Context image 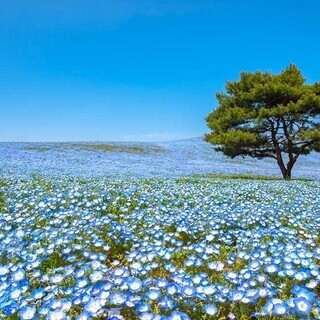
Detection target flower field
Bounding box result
[0,142,320,319]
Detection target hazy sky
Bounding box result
[1,0,319,141]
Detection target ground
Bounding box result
[0,141,319,319]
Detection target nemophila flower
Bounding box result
[60,299,72,312]
[285,269,295,276]
[139,312,155,320]
[246,289,259,300]
[301,258,311,268]
[10,287,22,299]
[12,268,26,281]
[110,292,127,305]
[100,290,111,299]
[257,274,266,282]
[273,301,288,315]
[259,287,272,299]
[50,273,65,284]
[229,289,246,302]
[91,283,103,296]
[20,278,30,292]
[47,309,65,320]
[38,305,50,316]
[156,278,168,288]
[184,259,194,267]
[203,285,216,295]
[310,267,319,277]
[306,279,318,289]
[294,270,310,281]
[48,299,62,309]
[127,277,143,292]
[292,285,316,301]
[19,306,36,320]
[72,295,83,305]
[81,294,91,304]
[166,283,179,295]
[131,261,142,270]
[191,274,202,285]
[114,277,125,286]
[225,271,238,281]
[169,311,191,320]
[146,288,161,300]
[89,270,103,282]
[263,298,288,316]
[265,264,279,274]
[182,285,196,297]
[76,311,91,320]
[159,297,176,310]
[0,265,9,276]
[203,304,218,316]
[30,288,45,299]
[293,297,312,316]
[75,277,89,288]
[84,298,103,315]
[248,261,260,272]
[135,301,150,313]
[3,302,19,316]
[113,267,128,277]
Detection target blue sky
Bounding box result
[1,0,319,142]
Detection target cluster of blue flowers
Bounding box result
[1,140,319,179]
[0,172,319,319]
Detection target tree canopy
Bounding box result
[205,65,320,179]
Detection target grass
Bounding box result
[23,143,166,155]
[40,251,70,274]
[23,146,52,152]
[78,143,165,155]
[193,173,312,181]
[2,175,319,320]
[0,179,7,212]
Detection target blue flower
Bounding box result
[109,292,127,306]
[273,301,288,316]
[166,283,179,295]
[135,301,150,313]
[145,288,161,300]
[76,311,91,320]
[293,297,312,316]
[127,277,143,292]
[20,306,36,319]
[229,289,246,302]
[203,304,218,316]
[182,285,195,297]
[84,298,103,315]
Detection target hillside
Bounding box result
[0,138,319,179]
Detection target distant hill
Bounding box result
[0,139,319,179]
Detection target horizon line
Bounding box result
[0,136,205,144]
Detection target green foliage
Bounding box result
[23,143,166,155]
[193,173,311,181]
[40,251,70,274]
[68,305,83,319]
[120,308,139,320]
[205,64,320,179]
[0,179,7,212]
[0,191,6,212]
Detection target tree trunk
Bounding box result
[276,154,289,180]
[270,118,291,180]
[282,169,292,180]
[279,163,292,180]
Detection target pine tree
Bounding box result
[205,65,320,179]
